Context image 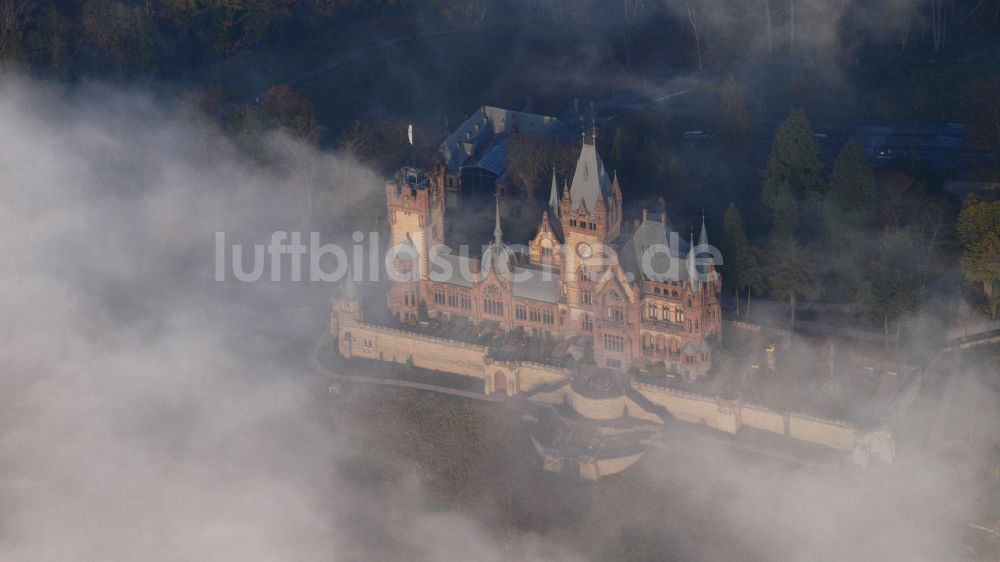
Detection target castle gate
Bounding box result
[494,371,507,396]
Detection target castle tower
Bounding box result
[330,269,363,338]
[387,166,445,281]
[561,136,616,310]
[386,167,444,320]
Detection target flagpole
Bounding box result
[407,124,415,168]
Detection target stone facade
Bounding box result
[632,381,896,466]
[383,135,722,378]
[329,301,895,467]
[327,127,895,471]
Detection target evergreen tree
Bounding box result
[723,203,762,315]
[763,108,825,207]
[767,180,799,237]
[860,231,922,337]
[720,75,750,142]
[827,141,876,226]
[760,232,819,327]
[824,141,877,302]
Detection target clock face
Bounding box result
[577,242,592,258]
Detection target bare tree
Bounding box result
[507,132,554,197]
[929,0,950,52]
[788,0,795,54]
[684,0,703,70]
[0,0,36,61]
[764,0,773,55]
[619,0,645,68]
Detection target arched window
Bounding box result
[642,333,653,351]
[483,285,504,316]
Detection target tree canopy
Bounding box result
[827,141,876,228]
[763,108,825,205]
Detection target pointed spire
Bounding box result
[687,228,699,293]
[549,170,560,218]
[493,196,503,244]
[698,210,708,248]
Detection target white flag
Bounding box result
[407,124,413,146]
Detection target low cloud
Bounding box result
[0,74,580,561]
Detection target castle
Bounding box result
[383,133,722,378]
[327,113,896,474]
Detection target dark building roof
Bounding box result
[619,217,693,284]
[569,139,613,214]
[439,106,571,176]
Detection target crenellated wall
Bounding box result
[332,310,894,466]
[632,381,895,465]
[569,391,628,421]
[741,405,785,434]
[335,317,571,396]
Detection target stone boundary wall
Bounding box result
[351,321,489,352]
[632,380,893,464]
[341,321,489,379]
[740,405,785,434]
[569,390,628,421]
[495,360,571,393]
[337,319,571,395]
[334,318,892,464]
[633,382,740,433]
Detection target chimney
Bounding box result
[642,209,648,222]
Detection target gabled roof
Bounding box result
[511,265,561,303]
[569,141,613,215]
[439,106,569,174]
[619,217,693,284]
[433,252,475,288]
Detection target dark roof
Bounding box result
[511,265,560,303]
[619,218,692,284]
[569,141,613,214]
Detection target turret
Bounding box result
[548,170,561,219]
[331,268,363,337]
[687,229,699,294]
[386,166,445,282]
[698,210,709,248]
[482,198,516,275]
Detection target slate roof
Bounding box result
[619,217,693,284]
[433,252,475,288]
[511,265,561,303]
[569,141,613,214]
[439,106,569,174]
